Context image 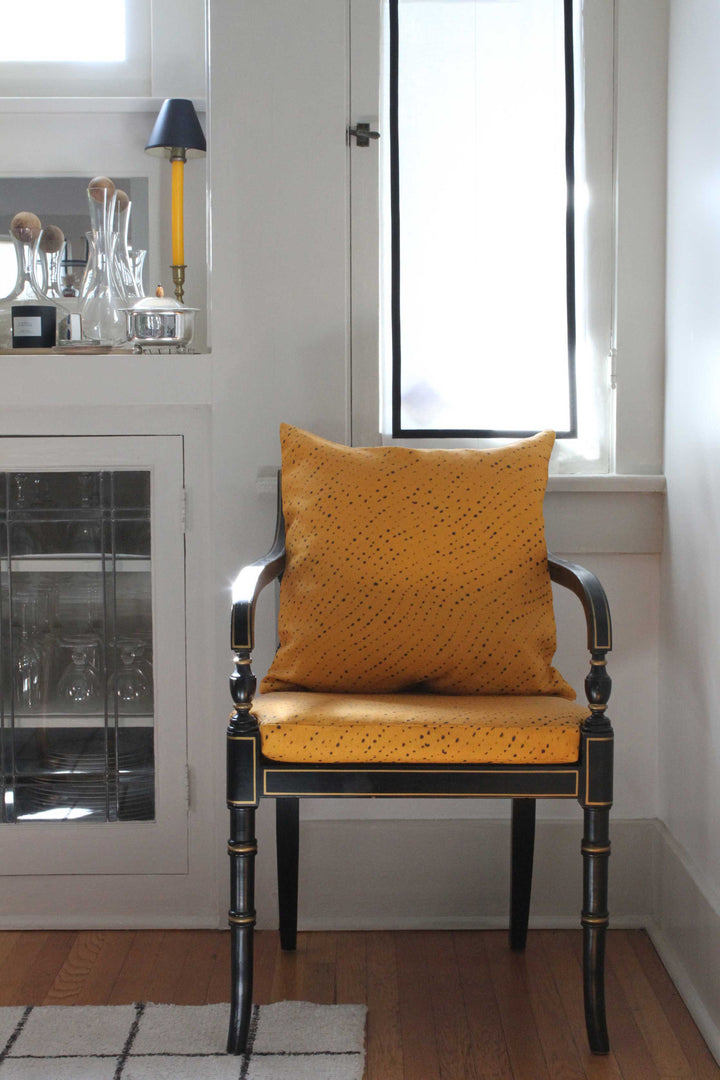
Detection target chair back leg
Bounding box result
[509,797,536,950]
[276,796,300,950]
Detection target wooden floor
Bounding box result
[0,928,716,1078]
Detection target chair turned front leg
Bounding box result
[227,807,257,1054]
[582,806,610,1054]
[509,798,536,950]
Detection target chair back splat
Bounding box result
[226,427,614,1057]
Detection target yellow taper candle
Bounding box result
[171,155,185,266]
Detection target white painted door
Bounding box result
[0,435,188,877]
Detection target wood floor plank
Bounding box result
[12,931,75,1006]
[421,929,482,1080]
[484,930,552,1080]
[393,931,442,1080]
[270,930,307,1002]
[335,931,367,1005]
[628,932,720,1079]
[205,929,233,1005]
[45,930,135,1005]
[137,930,198,1004]
[365,932,403,1080]
[252,930,279,1006]
[609,930,696,1079]
[170,930,226,1005]
[0,932,22,977]
[522,932,588,1080]
[300,929,337,1003]
[454,931,514,1080]
[106,930,162,1004]
[0,932,51,1005]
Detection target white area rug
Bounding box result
[0,1001,366,1079]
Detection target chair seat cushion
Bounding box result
[251,692,588,765]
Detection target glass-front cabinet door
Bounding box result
[0,436,187,876]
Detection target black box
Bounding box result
[12,305,56,348]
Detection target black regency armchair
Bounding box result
[226,425,613,1055]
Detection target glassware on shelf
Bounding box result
[80,177,126,346]
[0,214,54,349]
[12,590,43,711]
[32,226,67,303]
[129,249,147,297]
[109,641,150,708]
[57,638,102,712]
[112,190,144,301]
[9,473,39,556]
[66,473,102,553]
[59,238,89,299]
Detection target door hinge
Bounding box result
[608,347,618,391]
[179,487,187,533]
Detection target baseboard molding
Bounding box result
[646,822,720,1064]
[0,913,220,931]
[274,816,657,932]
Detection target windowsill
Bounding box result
[256,470,667,555]
[547,474,666,493]
[544,475,666,554]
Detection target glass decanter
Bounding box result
[80,178,126,346]
[112,190,144,302]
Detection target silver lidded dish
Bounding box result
[123,286,197,350]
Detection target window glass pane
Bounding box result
[386,0,575,437]
[0,0,126,63]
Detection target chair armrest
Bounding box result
[231,480,286,653]
[548,554,612,654]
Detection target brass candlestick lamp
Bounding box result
[145,98,206,304]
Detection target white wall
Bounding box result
[208,0,667,939]
[0,0,677,986]
[658,0,720,1054]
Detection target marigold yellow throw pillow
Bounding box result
[261,424,574,699]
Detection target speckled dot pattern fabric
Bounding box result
[253,692,587,764]
[261,424,574,699]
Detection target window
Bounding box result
[350,0,615,472]
[388,0,576,439]
[0,0,151,96]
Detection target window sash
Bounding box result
[0,0,151,97]
[387,0,578,440]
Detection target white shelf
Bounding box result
[4,555,150,573]
[9,714,153,729]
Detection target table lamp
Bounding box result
[145,98,206,304]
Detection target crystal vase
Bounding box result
[112,193,144,301]
[80,185,126,346]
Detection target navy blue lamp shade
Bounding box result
[145,98,206,158]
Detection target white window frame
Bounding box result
[349,0,617,474]
[0,0,152,98]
